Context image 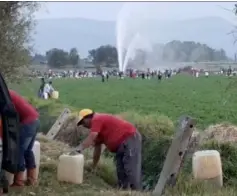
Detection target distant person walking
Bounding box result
[119,71,123,79]
[101,73,105,82]
[158,71,162,81]
[227,66,232,77]
[106,73,109,81]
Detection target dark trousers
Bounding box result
[115,131,142,190]
[18,119,40,172]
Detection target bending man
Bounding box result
[75,109,142,191]
[10,90,40,187]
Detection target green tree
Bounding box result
[31,53,47,65]
[46,48,69,67]
[160,40,228,62]
[69,47,80,67]
[88,49,96,64]
[88,45,118,66]
[0,2,40,80]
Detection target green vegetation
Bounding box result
[9,75,237,195]
[45,48,80,68]
[11,75,237,129]
[0,2,39,81]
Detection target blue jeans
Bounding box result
[18,119,40,172]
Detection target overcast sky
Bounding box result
[35,2,237,23]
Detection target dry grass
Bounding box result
[8,125,237,196]
[203,123,237,143]
[9,134,117,196]
[54,115,88,147]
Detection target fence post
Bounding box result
[46,108,71,140]
[152,116,196,195]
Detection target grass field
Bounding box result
[12,75,237,129]
[8,74,237,195]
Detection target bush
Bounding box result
[142,136,172,190]
[119,111,174,139]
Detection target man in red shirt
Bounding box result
[9,90,40,187]
[75,109,142,191]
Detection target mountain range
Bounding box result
[33,16,237,58]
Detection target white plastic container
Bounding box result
[57,154,84,184]
[51,91,59,99]
[31,141,41,179]
[192,150,223,187]
[5,141,40,185]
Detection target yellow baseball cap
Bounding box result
[77,109,94,126]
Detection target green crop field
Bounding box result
[11,74,237,129]
[9,75,237,196]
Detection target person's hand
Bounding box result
[75,145,83,154]
[69,145,83,155]
[69,150,78,155]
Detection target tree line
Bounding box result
[32,45,118,68]
[32,41,230,68]
[158,40,228,62]
[32,48,80,68]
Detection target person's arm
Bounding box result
[78,132,98,151]
[93,143,102,168]
[77,117,102,152]
[50,85,55,92]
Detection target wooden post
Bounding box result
[152,116,196,196]
[46,108,71,140]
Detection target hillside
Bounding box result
[34,16,236,58]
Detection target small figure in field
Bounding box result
[48,81,55,98]
[164,69,168,78]
[118,71,123,79]
[167,69,172,78]
[106,73,109,81]
[43,81,54,99]
[205,71,209,78]
[101,73,105,82]
[195,71,199,78]
[38,78,45,98]
[227,66,232,77]
[146,72,150,80]
[158,71,162,81]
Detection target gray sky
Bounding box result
[35,2,236,23]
